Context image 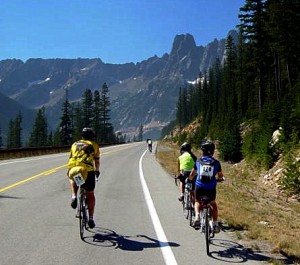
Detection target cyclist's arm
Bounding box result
[94,158,100,171]
[188,168,197,180]
[216,161,224,180]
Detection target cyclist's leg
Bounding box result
[191,176,196,204]
[69,178,78,209]
[82,171,96,227]
[177,173,185,201]
[208,189,220,233]
[193,186,203,228]
[208,189,217,221]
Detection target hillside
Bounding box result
[0,91,35,142]
[156,141,300,264]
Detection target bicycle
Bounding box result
[175,174,194,226]
[199,195,214,255]
[183,181,194,226]
[198,178,225,255]
[73,174,89,240]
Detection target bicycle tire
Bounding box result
[204,208,210,255]
[79,189,87,239]
[183,192,190,219]
[189,202,194,226]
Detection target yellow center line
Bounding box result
[0,145,137,193]
[0,164,67,193]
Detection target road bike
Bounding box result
[198,178,225,255]
[73,174,89,240]
[199,195,214,255]
[78,187,89,239]
[175,174,194,226]
[183,182,194,226]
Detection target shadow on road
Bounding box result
[0,195,22,199]
[209,239,293,264]
[82,226,180,251]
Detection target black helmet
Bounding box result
[201,141,215,156]
[81,127,95,140]
[180,142,191,153]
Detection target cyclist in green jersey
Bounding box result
[177,142,197,202]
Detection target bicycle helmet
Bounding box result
[180,142,192,153]
[201,141,215,156]
[81,127,95,140]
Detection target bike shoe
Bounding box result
[193,219,200,230]
[213,224,221,233]
[178,195,184,202]
[71,198,77,209]
[88,219,95,229]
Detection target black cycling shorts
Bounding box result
[81,171,96,191]
[178,171,196,190]
[195,186,216,202]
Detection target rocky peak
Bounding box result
[170,33,197,59]
[0,30,238,140]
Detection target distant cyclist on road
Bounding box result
[177,142,197,202]
[67,128,100,229]
[147,138,153,152]
[187,141,224,233]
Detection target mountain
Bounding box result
[0,31,238,141]
[0,91,36,142]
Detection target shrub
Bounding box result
[279,154,300,195]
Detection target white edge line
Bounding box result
[139,150,178,265]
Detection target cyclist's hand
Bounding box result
[95,170,100,180]
[217,177,225,182]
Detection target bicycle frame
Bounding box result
[175,174,195,226]
[199,196,214,255]
[72,173,89,240]
[78,187,88,240]
[183,183,194,226]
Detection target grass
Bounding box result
[156,141,300,264]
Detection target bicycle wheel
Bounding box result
[204,208,210,255]
[188,200,194,226]
[79,190,87,239]
[183,192,189,219]
[208,210,215,239]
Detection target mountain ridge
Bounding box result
[0,31,238,141]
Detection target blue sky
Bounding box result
[0,0,245,64]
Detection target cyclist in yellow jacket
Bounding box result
[67,128,100,229]
[177,142,197,202]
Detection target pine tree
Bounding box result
[93,90,101,143]
[138,124,143,141]
[82,89,94,128]
[176,87,184,130]
[99,83,113,143]
[28,107,48,147]
[58,97,72,145]
[72,102,84,142]
[238,0,268,113]
[6,112,22,148]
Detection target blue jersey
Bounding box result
[195,156,222,189]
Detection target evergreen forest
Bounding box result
[163,0,300,195]
[3,82,119,148]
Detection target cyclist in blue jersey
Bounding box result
[187,141,224,233]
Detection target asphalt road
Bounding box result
[0,142,271,265]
